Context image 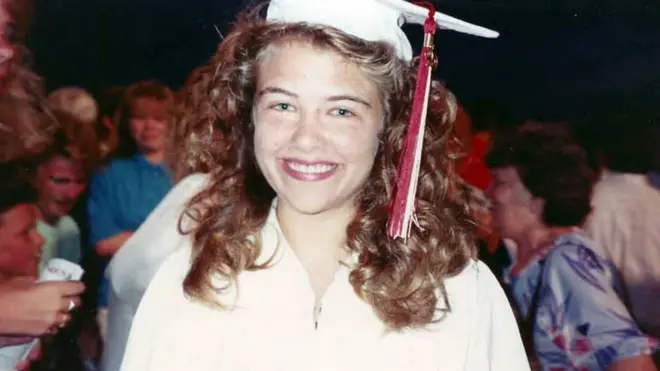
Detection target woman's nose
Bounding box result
[290,111,322,151]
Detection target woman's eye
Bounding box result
[272,103,292,111]
[330,108,354,117]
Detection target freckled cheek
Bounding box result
[327,129,379,165]
[253,121,293,159]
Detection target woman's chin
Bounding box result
[277,192,353,218]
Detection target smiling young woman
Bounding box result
[111,1,529,371]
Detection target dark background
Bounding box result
[26,0,660,125]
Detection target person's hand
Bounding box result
[0,277,85,336]
[14,341,41,371]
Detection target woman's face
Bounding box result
[129,97,168,155]
[35,156,86,223]
[253,42,384,216]
[487,167,540,241]
[0,203,44,278]
[0,0,16,84]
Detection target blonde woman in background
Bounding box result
[87,80,174,344]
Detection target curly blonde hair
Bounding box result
[173,14,475,331]
[0,0,54,163]
[0,53,53,163]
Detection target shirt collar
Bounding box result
[133,154,171,173]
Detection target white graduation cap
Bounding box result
[266,0,499,61]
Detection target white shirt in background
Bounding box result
[585,170,660,338]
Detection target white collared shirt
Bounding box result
[117,176,529,371]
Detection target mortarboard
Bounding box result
[266,0,498,61]
[266,0,499,241]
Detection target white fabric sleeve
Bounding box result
[108,173,208,298]
[118,247,193,371]
[469,261,530,370]
[103,173,210,371]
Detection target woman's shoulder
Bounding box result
[541,232,615,289]
[443,259,518,330]
[56,215,80,233]
[445,259,497,288]
[154,173,210,216]
[547,232,607,267]
[160,244,194,280]
[89,157,139,185]
[171,173,210,197]
[107,174,210,291]
[139,244,195,302]
[98,156,138,173]
[443,260,529,369]
[443,259,508,311]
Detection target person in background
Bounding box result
[34,110,100,269]
[584,118,660,339]
[0,163,45,296]
[47,87,99,125]
[486,121,658,371]
[454,103,511,286]
[71,86,125,371]
[87,80,173,344]
[0,3,85,369]
[0,161,85,369]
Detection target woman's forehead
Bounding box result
[255,42,380,103]
[493,167,520,181]
[132,97,166,115]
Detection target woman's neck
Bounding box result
[142,150,165,164]
[276,201,353,271]
[34,204,55,226]
[510,224,578,275]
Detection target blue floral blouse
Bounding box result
[505,232,658,370]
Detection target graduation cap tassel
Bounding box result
[387,3,438,241]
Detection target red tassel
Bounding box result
[387,4,437,241]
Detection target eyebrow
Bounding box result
[257,86,372,108]
[326,95,372,108]
[257,86,297,98]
